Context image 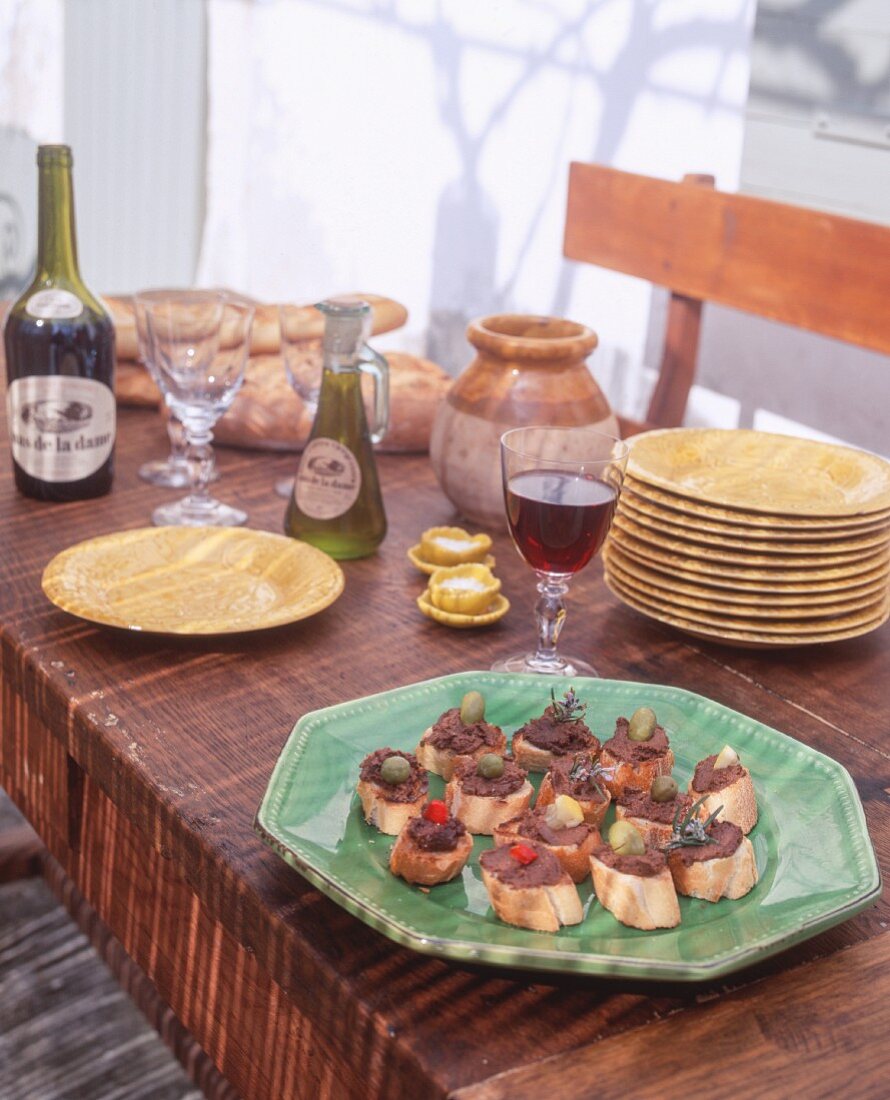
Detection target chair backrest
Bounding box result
[563,162,890,435]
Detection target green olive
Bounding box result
[477,753,504,779]
[627,706,657,742]
[608,821,645,856]
[459,690,486,725]
[650,776,678,803]
[380,755,411,785]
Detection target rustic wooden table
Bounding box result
[1,407,888,1099]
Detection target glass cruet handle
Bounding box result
[358,344,390,444]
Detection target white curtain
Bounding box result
[199,0,755,411]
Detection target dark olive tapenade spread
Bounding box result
[592,844,667,878]
[480,842,563,887]
[425,708,504,755]
[514,706,599,756]
[618,787,693,825]
[404,814,467,852]
[691,754,746,793]
[669,820,743,866]
[453,756,527,797]
[508,810,591,848]
[359,748,428,803]
[602,717,670,763]
[549,755,609,803]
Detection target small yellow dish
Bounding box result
[407,543,496,575]
[418,526,493,567]
[428,563,501,616]
[417,589,510,629]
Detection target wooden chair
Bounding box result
[563,163,890,436]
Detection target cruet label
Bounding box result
[25,288,83,320]
[7,376,115,482]
[295,437,362,519]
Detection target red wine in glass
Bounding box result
[506,469,618,574]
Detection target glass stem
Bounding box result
[534,572,569,669]
[185,425,215,510]
[166,414,188,461]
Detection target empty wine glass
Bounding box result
[144,291,254,527]
[493,426,629,677]
[274,302,324,498]
[134,289,216,488]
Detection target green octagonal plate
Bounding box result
[254,672,880,981]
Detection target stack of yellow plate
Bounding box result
[603,429,890,648]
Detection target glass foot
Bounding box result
[139,459,219,488]
[274,475,295,499]
[152,498,247,528]
[491,652,599,677]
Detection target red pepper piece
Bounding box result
[509,843,538,865]
[423,800,449,825]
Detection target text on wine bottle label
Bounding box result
[294,438,362,519]
[6,376,115,482]
[25,288,84,320]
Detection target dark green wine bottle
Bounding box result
[284,298,389,559]
[3,145,115,501]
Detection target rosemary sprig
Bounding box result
[550,686,588,724]
[664,796,724,851]
[567,752,612,801]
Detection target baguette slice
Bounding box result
[589,852,681,930]
[480,853,583,932]
[445,776,534,835]
[669,834,758,902]
[493,816,600,883]
[416,724,507,780]
[389,824,473,886]
[511,732,561,773]
[688,770,758,835]
[356,779,426,835]
[535,767,611,828]
[598,747,674,800]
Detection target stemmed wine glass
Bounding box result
[133,289,216,489]
[493,425,628,677]
[144,291,255,527]
[273,302,324,498]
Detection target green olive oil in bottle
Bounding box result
[284,298,389,559]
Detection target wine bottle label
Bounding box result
[25,288,84,320]
[294,438,362,519]
[7,376,115,483]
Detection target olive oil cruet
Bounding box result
[284,297,389,559]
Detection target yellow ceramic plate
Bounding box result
[618,495,890,553]
[42,526,344,635]
[605,574,890,648]
[627,430,890,517]
[407,544,496,575]
[604,547,890,608]
[416,589,510,628]
[605,556,887,620]
[612,513,889,567]
[604,542,890,596]
[608,528,890,584]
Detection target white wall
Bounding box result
[199,0,755,414]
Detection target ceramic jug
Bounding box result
[429,314,618,527]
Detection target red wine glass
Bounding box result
[493,425,628,677]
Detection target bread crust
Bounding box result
[444,777,534,835]
[492,819,600,883]
[356,778,425,835]
[669,834,758,901]
[416,725,507,780]
[480,865,583,932]
[589,853,681,929]
[535,773,611,828]
[599,747,674,800]
[688,770,758,834]
[511,733,559,773]
[389,827,473,885]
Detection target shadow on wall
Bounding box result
[416,0,752,371]
[0,127,37,299]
